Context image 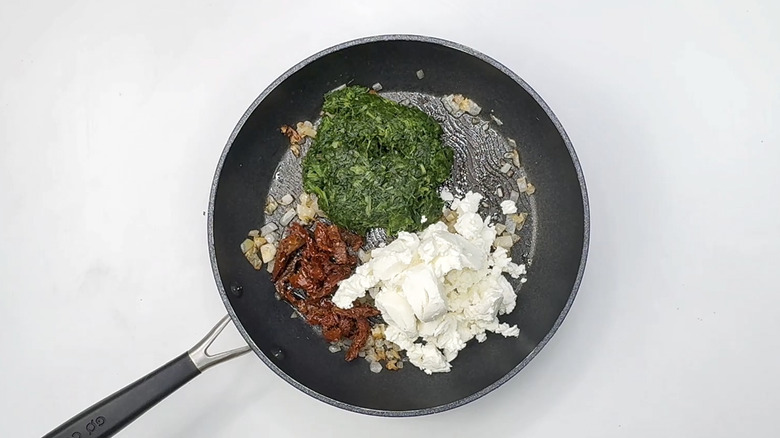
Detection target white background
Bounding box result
[1,1,779,437]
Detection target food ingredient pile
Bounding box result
[302,86,453,234]
[244,85,531,374]
[333,191,525,374]
[271,221,380,361]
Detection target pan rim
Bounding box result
[207,34,590,417]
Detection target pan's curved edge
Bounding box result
[207,34,590,417]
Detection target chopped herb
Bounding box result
[302,86,453,234]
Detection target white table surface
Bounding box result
[2,1,779,437]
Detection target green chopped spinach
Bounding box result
[302,86,453,235]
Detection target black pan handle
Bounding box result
[43,316,251,438]
[42,353,200,438]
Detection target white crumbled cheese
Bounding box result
[440,187,454,202]
[500,200,517,215]
[374,288,418,337]
[421,214,428,224]
[333,191,526,374]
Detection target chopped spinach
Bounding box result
[302,86,453,235]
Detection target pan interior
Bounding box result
[210,37,586,415]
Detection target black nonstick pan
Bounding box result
[43,35,589,438]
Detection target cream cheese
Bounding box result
[332,191,526,374]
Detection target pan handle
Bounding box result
[42,316,251,438]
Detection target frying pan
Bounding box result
[43,35,589,438]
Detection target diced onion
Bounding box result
[509,212,528,228]
[260,223,278,236]
[505,217,517,234]
[253,235,267,249]
[494,235,514,249]
[296,121,317,138]
[280,208,297,225]
[240,239,254,254]
[279,194,294,206]
[516,177,528,192]
[264,196,278,215]
[243,249,263,270]
[260,243,277,263]
[511,150,521,168]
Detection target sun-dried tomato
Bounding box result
[271,219,374,361]
[345,318,370,361]
[340,228,364,252]
[322,326,343,342]
[314,222,351,264]
[338,317,354,337]
[272,223,309,281]
[333,305,380,319]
